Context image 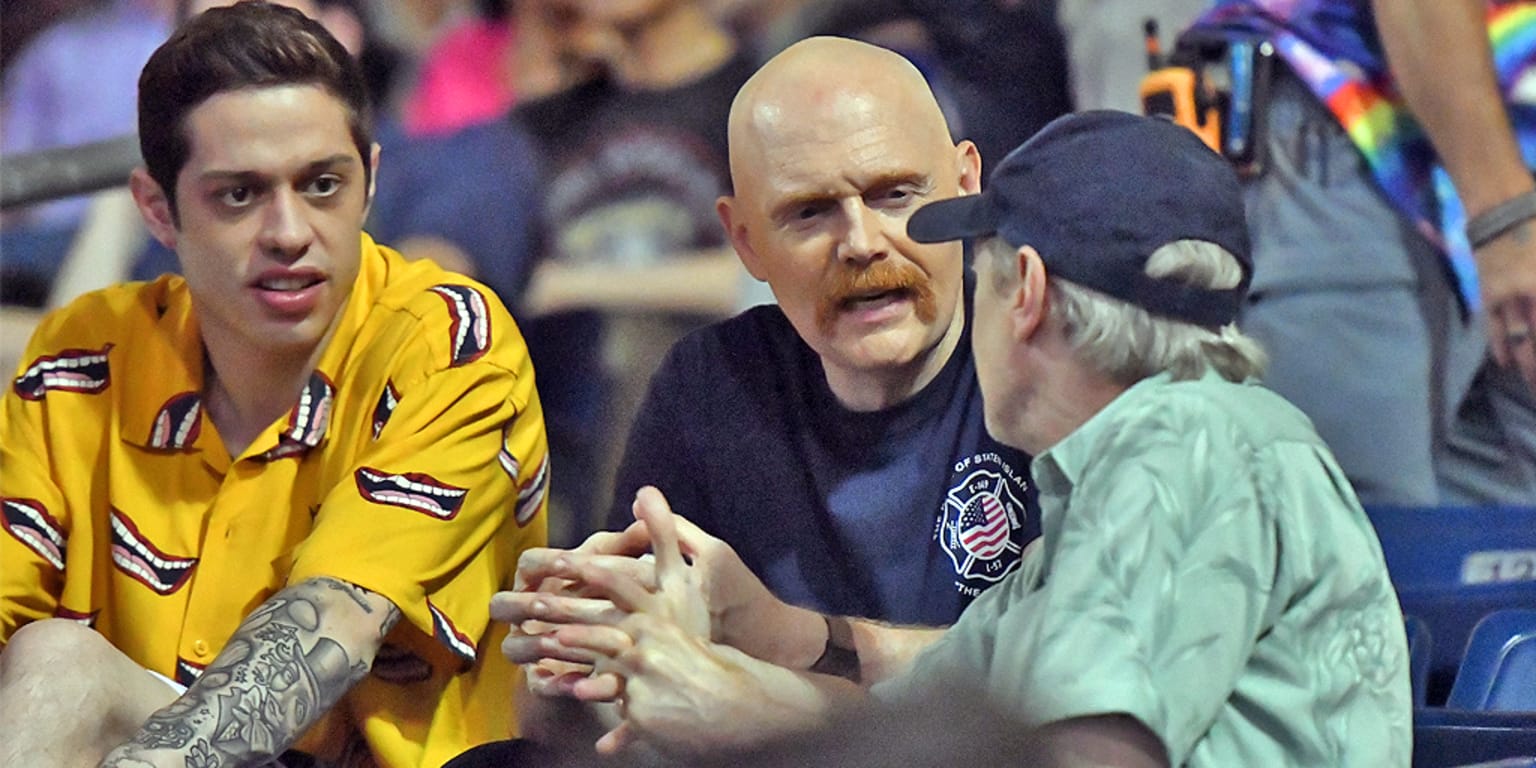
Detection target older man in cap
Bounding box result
[507,111,1412,767]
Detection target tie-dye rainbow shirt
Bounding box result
[1191,0,1536,310]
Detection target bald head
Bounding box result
[726,37,955,191]
[713,37,981,412]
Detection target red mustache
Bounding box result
[816,259,937,334]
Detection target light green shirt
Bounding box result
[879,371,1412,766]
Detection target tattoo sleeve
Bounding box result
[101,577,401,768]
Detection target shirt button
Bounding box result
[192,639,211,657]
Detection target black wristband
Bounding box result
[1467,189,1536,250]
[808,615,861,683]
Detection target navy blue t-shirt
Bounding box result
[607,300,1040,626]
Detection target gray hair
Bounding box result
[978,237,1267,385]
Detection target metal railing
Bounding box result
[1,134,141,210]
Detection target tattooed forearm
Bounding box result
[99,578,398,768]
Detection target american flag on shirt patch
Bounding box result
[959,494,1010,560]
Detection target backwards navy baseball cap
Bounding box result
[909,110,1252,328]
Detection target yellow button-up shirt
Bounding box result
[2,235,548,767]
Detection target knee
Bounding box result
[0,618,115,683]
[0,620,150,758]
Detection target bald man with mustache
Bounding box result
[605,35,1041,628]
[479,36,1043,763]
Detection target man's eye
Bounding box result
[219,187,253,207]
[796,203,831,220]
[307,175,342,197]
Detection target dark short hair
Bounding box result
[138,1,373,217]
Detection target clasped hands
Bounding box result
[492,486,804,757]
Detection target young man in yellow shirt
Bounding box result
[0,3,548,765]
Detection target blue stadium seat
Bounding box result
[1412,709,1536,768]
[1450,759,1536,768]
[1408,615,1432,707]
[1403,584,1536,704]
[1447,610,1536,712]
[1367,506,1536,704]
[1366,506,1536,591]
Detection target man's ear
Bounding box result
[1011,245,1049,342]
[129,168,177,251]
[955,140,982,196]
[716,195,765,281]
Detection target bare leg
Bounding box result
[0,619,178,768]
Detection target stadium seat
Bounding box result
[1366,506,1536,591]
[1403,584,1536,704]
[1367,506,1536,704]
[1408,615,1432,707]
[1447,610,1536,712]
[1413,708,1536,768]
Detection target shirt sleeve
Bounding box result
[0,320,77,642]
[989,414,1278,765]
[287,316,548,675]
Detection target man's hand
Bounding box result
[548,487,847,758]
[495,523,656,701]
[1477,220,1536,389]
[497,486,825,687]
[659,500,824,668]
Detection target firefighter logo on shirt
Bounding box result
[937,453,1028,592]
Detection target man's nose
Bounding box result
[258,189,313,259]
[837,200,887,265]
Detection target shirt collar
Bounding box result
[118,276,208,452]
[119,233,389,460]
[1031,371,1179,498]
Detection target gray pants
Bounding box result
[1242,70,1536,506]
